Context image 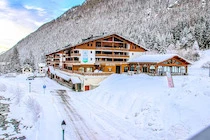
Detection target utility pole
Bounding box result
[29,82,31,93]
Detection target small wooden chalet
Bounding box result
[47,66,81,91]
[22,64,33,74]
[128,54,191,75]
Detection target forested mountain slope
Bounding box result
[0,0,209,72]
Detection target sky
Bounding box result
[0,0,85,53]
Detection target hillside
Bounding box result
[0,0,209,72]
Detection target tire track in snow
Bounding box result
[71,95,142,140]
[57,90,97,140]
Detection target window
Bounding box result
[90,58,92,61]
[130,65,135,71]
[68,67,72,70]
[124,67,128,72]
[90,51,92,53]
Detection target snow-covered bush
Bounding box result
[14,87,24,105]
[0,83,7,92]
[25,97,41,122]
[202,61,210,68]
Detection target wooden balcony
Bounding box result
[95,54,129,58]
[64,60,80,64]
[95,60,128,64]
[96,47,128,51]
[54,56,60,59]
[70,53,81,57]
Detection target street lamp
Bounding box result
[61,120,66,140]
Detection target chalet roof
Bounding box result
[47,33,148,55]
[48,67,81,84]
[38,63,46,67]
[128,54,192,64]
[49,66,55,74]
[70,77,81,84]
[21,64,33,69]
[55,71,81,84]
[73,33,149,51]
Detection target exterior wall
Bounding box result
[81,76,108,91]
[129,52,145,59]
[72,65,95,72]
[79,49,96,64]
[59,54,63,68]
[102,63,129,73]
[22,67,32,74]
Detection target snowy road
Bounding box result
[54,88,141,140]
[56,90,97,140]
[20,76,141,140]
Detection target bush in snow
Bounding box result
[25,97,41,122]
[14,87,24,105]
[0,83,7,92]
[202,61,210,68]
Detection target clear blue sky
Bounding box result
[0,0,85,53]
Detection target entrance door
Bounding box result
[143,67,148,72]
[85,85,90,91]
[116,66,121,74]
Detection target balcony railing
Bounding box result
[54,56,60,59]
[71,53,81,57]
[95,54,129,58]
[95,60,128,63]
[96,47,128,51]
[64,60,80,64]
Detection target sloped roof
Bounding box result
[55,71,71,81]
[38,63,46,67]
[128,54,191,64]
[49,68,81,84]
[47,33,148,55]
[49,66,55,74]
[70,77,81,84]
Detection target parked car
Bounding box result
[26,76,34,80]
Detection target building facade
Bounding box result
[46,34,148,75]
[128,54,191,75]
[46,34,191,91]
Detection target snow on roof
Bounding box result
[49,66,55,74]
[38,63,46,67]
[70,77,81,84]
[128,54,191,64]
[53,70,81,84]
[55,71,71,81]
[49,33,149,55]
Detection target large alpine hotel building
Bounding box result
[46,33,191,91]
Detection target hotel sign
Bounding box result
[82,50,88,63]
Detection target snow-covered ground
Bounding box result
[0,50,210,140]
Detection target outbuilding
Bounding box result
[128,54,191,75]
[22,64,33,74]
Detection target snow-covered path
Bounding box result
[0,75,141,140]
